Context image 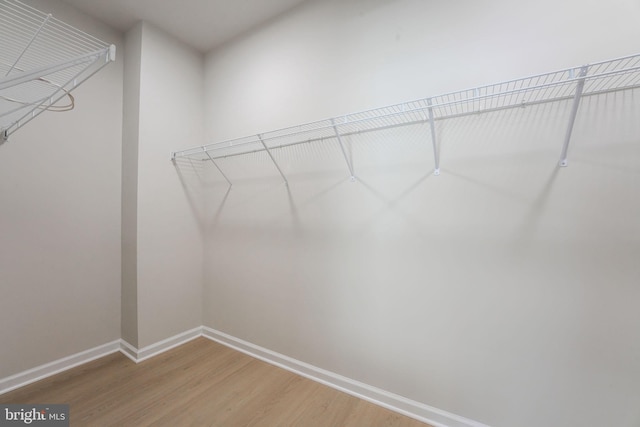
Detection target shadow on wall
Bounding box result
[208,184,232,232]
[355,172,434,239]
[173,157,209,233]
[569,89,640,174]
[190,88,638,244]
[511,165,560,252]
[204,174,352,236]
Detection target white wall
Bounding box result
[121,22,143,347]
[134,22,205,347]
[0,0,123,378]
[203,0,640,426]
[0,6,206,375]
[204,0,640,141]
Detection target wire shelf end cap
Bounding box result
[108,45,117,62]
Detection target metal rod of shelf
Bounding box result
[0,50,107,91]
[559,65,589,167]
[258,134,288,184]
[331,118,355,181]
[205,150,232,186]
[426,98,440,176]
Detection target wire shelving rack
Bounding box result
[173,53,640,184]
[0,0,115,142]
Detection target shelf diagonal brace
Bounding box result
[205,150,232,186]
[559,65,589,167]
[5,13,52,77]
[258,134,288,184]
[331,118,355,181]
[426,98,441,176]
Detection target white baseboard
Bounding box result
[119,339,139,363]
[0,340,121,396]
[1,327,488,427]
[0,328,203,396]
[202,327,488,427]
[120,326,202,363]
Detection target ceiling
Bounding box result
[58,0,308,52]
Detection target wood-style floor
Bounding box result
[0,337,432,426]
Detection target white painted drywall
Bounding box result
[134,22,205,348]
[0,0,123,378]
[202,0,640,426]
[121,22,143,347]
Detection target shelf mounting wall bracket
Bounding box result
[559,65,589,167]
[331,118,355,181]
[258,134,288,184]
[427,98,441,176]
[205,149,232,186]
[108,44,117,62]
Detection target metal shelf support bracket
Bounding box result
[331,118,355,181]
[205,149,232,186]
[427,98,441,176]
[258,134,288,184]
[559,65,589,167]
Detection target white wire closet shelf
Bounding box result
[172,53,640,184]
[0,0,115,142]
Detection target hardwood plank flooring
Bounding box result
[0,338,432,427]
